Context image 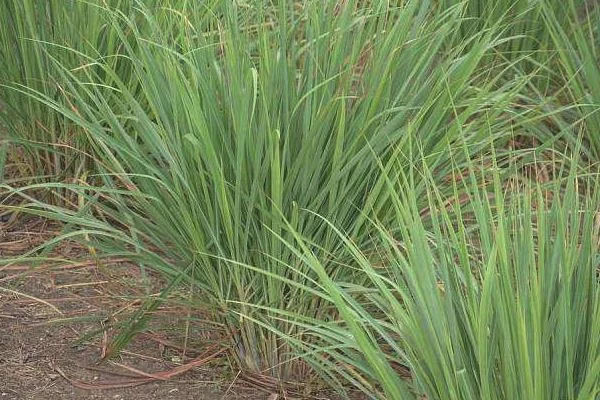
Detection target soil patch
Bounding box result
[0,218,337,400]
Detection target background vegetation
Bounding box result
[1,0,598,398]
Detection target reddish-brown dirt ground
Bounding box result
[0,217,346,400]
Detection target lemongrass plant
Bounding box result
[1,0,545,379]
[0,1,108,184]
[436,0,600,160]
[270,151,600,399]
[0,0,189,199]
[4,0,595,388]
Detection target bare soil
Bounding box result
[0,217,340,400]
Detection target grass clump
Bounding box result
[274,156,600,399]
[3,0,533,378]
[0,0,598,398]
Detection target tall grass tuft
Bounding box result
[2,0,599,393]
[437,0,600,160]
[0,0,550,380]
[1,1,99,182]
[0,0,169,199]
[273,153,600,399]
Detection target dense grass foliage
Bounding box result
[275,159,600,399]
[1,0,599,398]
[0,0,121,187]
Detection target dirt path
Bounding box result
[0,218,310,400]
[0,280,243,399]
